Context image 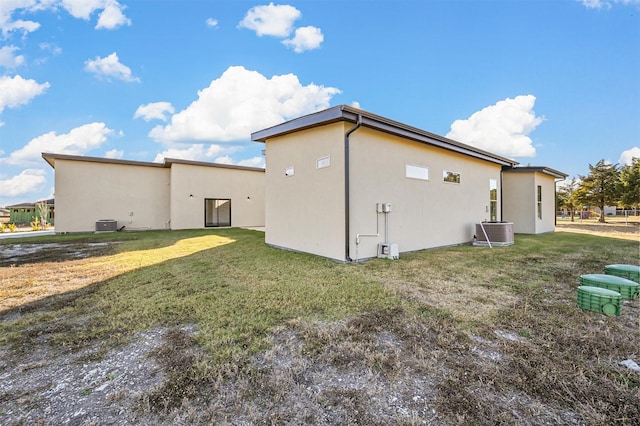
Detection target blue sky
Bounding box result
[0,0,638,206]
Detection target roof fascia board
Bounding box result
[251,106,345,142]
[504,166,568,179]
[42,153,167,169]
[164,158,265,172]
[356,114,516,167]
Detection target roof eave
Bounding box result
[252,105,518,167]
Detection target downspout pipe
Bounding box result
[344,114,362,262]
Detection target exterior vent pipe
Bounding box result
[344,113,362,262]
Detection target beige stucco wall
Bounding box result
[349,127,503,260]
[503,171,557,234]
[263,123,504,261]
[169,163,265,230]
[264,123,346,260]
[53,159,170,233]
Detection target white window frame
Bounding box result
[443,170,461,184]
[316,155,330,169]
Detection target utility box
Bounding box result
[377,243,399,260]
[96,220,117,232]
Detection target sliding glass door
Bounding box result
[205,198,231,227]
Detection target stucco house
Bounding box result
[252,105,566,262]
[502,166,567,234]
[42,153,265,233]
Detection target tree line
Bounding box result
[557,158,640,223]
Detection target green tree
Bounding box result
[576,160,620,223]
[619,157,640,213]
[557,177,580,222]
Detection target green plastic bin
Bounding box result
[604,264,640,283]
[577,286,621,316]
[580,274,639,299]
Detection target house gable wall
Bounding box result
[264,122,346,260]
[53,159,170,232]
[169,163,265,230]
[502,171,557,234]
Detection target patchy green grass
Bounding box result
[1,229,638,424]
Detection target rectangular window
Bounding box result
[406,164,429,180]
[316,155,330,169]
[537,185,542,219]
[489,179,498,222]
[205,199,231,227]
[443,170,461,184]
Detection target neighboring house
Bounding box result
[0,208,10,224]
[7,199,55,225]
[502,166,568,234]
[42,154,265,233]
[252,105,566,262]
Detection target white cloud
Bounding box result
[105,148,124,159]
[577,0,640,8]
[153,144,229,163]
[0,169,46,197]
[446,95,543,158]
[61,0,130,28]
[282,26,323,52]
[1,122,113,166]
[351,101,361,109]
[61,0,107,19]
[0,0,130,36]
[213,155,233,165]
[134,102,175,122]
[149,66,341,143]
[238,156,265,168]
[39,42,62,55]
[84,52,140,82]
[578,0,609,8]
[0,1,41,37]
[0,45,25,68]
[239,3,301,37]
[619,147,640,166]
[95,0,131,29]
[0,75,50,114]
[206,17,218,28]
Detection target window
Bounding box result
[316,155,330,169]
[443,170,461,184]
[406,164,429,180]
[205,199,231,227]
[489,179,497,222]
[537,185,542,219]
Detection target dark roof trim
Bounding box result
[164,158,265,172]
[42,153,264,172]
[503,166,568,179]
[6,203,36,208]
[251,105,519,167]
[42,153,165,169]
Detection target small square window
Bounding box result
[316,155,330,169]
[443,170,460,184]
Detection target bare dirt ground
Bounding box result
[1,226,638,425]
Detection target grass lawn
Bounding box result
[1,228,639,424]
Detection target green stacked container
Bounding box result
[577,286,621,316]
[580,274,639,299]
[604,264,640,283]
